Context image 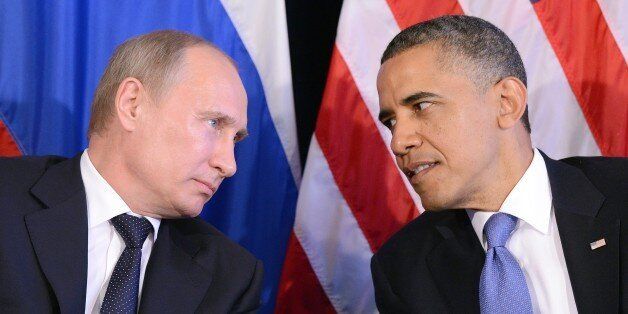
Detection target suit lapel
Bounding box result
[139,220,213,313]
[544,154,619,313]
[426,211,485,313]
[24,155,88,313]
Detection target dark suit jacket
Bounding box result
[0,155,263,313]
[371,154,627,313]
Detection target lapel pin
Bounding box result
[590,238,606,250]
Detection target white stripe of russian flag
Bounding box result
[220,0,302,184]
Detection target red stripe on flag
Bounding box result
[386,0,464,29]
[315,47,418,252]
[532,0,628,156]
[275,233,336,314]
[0,120,22,157]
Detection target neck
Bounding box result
[87,132,158,217]
[467,133,534,212]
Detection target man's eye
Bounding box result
[383,118,397,129]
[417,102,432,111]
[208,119,218,127]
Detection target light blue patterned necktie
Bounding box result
[479,213,533,314]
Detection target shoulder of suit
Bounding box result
[168,217,260,265]
[560,156,627,203]
[0,155,68,197]
[375,210,460,258]
[560,155,627,174]
[0,154,68,172]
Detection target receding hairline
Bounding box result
[185,43,238,66]
[87,30,239,138]
[175,44,239,77]
[154,43,239,97]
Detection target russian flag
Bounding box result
[0,1,299,313]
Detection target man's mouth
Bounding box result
[194,179,217,196]
[404,161,439,182]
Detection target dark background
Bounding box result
[286,0,344,166]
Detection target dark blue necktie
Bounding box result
[100,214,153,314]
[479,213,533,314]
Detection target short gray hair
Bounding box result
[382,15,531,133]
[88,30,215,137]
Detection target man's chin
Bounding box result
[421,204,448,212]
[419,195,467,212]
[416,193,448,212]
[175,204,204,218]
[172,195,207,218]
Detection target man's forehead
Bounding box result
[382,46,442,74]
[378,46,475,97]
[177,47,237,80]
[183,45,233,64]
[178,47,247,100]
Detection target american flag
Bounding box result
[276,0,627,313]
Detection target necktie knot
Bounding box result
[110,213,153,248]
[483,212,517,250]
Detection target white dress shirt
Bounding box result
[80,150,161,314]
[466,149,578,313]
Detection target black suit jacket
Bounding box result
[371,154,627,313]
[0,155,263,313]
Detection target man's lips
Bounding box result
[194,179,217,196]
[402,161,439,183]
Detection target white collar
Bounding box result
[80,150,160,239]
[467,148,553,244]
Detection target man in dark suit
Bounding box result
[372,15,626,313]
[0,30,262,313]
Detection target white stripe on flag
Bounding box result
[335,0,423,211]
[459,0,601,158]
[597,0,628,59]
[294,137,377,314]
[220,0,302,183]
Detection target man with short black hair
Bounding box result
[372,15,626,313]
[0,30,263,313]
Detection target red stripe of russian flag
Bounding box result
[0,121,21,157]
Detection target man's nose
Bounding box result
[211,138,237,178]
[390,118,422,157]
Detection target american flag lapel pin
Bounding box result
[590,238,606,250]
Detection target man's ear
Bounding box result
[495,76,527,130]
[115,77,146,132]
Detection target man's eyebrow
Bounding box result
[199,110,237,124]
[401,91,441,105]
[378,91,441,122]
